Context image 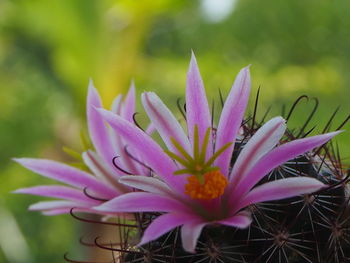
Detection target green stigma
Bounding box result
[165,125,232,183]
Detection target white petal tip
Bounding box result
[142,91,155,100]
[88,79,96,91]
[12,157,20,163]
[12,157,31,165]
[328,130,344,137]
[92,205,105,211]
[12,189,22,194]
[273,116,287,123]
[137,239,148,247]
[189,52,198,67]
[185,248,196,254]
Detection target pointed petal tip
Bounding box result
[138,237,149,247]
[12,188,23,194]
[187,248,196,254]
[312,130,343,143]
[242,64,251,71]
[268,116,287,129]
[142,91,158,105]
[12,157,21,163]
[12,157,31,166]
[141,91,152,98]
[88,78,96,92]
[190,49,195,57]
[129,79,135,89]
[93,201,114,212]
[92,204,106,211]
[299,177,326,191]
[272,116,287,123]
[189,51,198,70]
[327,130,344,137]
[87,80,102,107]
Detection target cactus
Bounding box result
[66,95,350,263]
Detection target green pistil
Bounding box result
[165,125,232,184]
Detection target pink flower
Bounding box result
[94,53,340,252]
[14,81,152,215]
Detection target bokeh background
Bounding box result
[1,0,350,262]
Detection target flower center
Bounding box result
[165,125,232,200]
[185,170,228,200]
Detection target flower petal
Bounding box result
[14,158,118,199]
[13,185,100,205]
[95,192,190,213]
[139,213,200,246]
[142,92,191,154]
[96,108,186,193]
[109,128,142,175]
[119,175,172,196]
[87,81,117,171]
[237,177,325,210]
[229,117,286,184]
[29,200,81,211]
[41,207,97,216]
[82,150,128,193]
[229,131,341,205]
[121,81,136,122]
[41,207,119,216]
[145,123,155,135]
[215,66,251,176]
[111,94,123,114]
[181,221,206,253]
[186,52,212,151]
[218,210,252,228]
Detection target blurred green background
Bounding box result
[1,0,350,262]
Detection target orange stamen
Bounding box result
[185,170,228,200]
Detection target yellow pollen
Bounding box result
[185,170,228,200]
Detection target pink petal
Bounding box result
[14,158,118,199]
[29,200,81,211]
[237,177,325,210]
[181,221,206,253]
[109,127,142,175]
[218,210,252,228]
[145,123,156,135]
[109,90,148,176]
[119,175,172,196]
[139,213,201,246]
[41,208,74,216]
[111,94,123,114]
[229,117,286,184]
[41,207,118,216]
[82,150,128,193]
[121,81,136,122]
[94,192,190,213]
[87,81,117,172]
[186,52,212,152]
[13,185,100,205]
[215,67,251,176]
[142,92,191,154]
[230,131,341,203]
[96,108,186,194]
